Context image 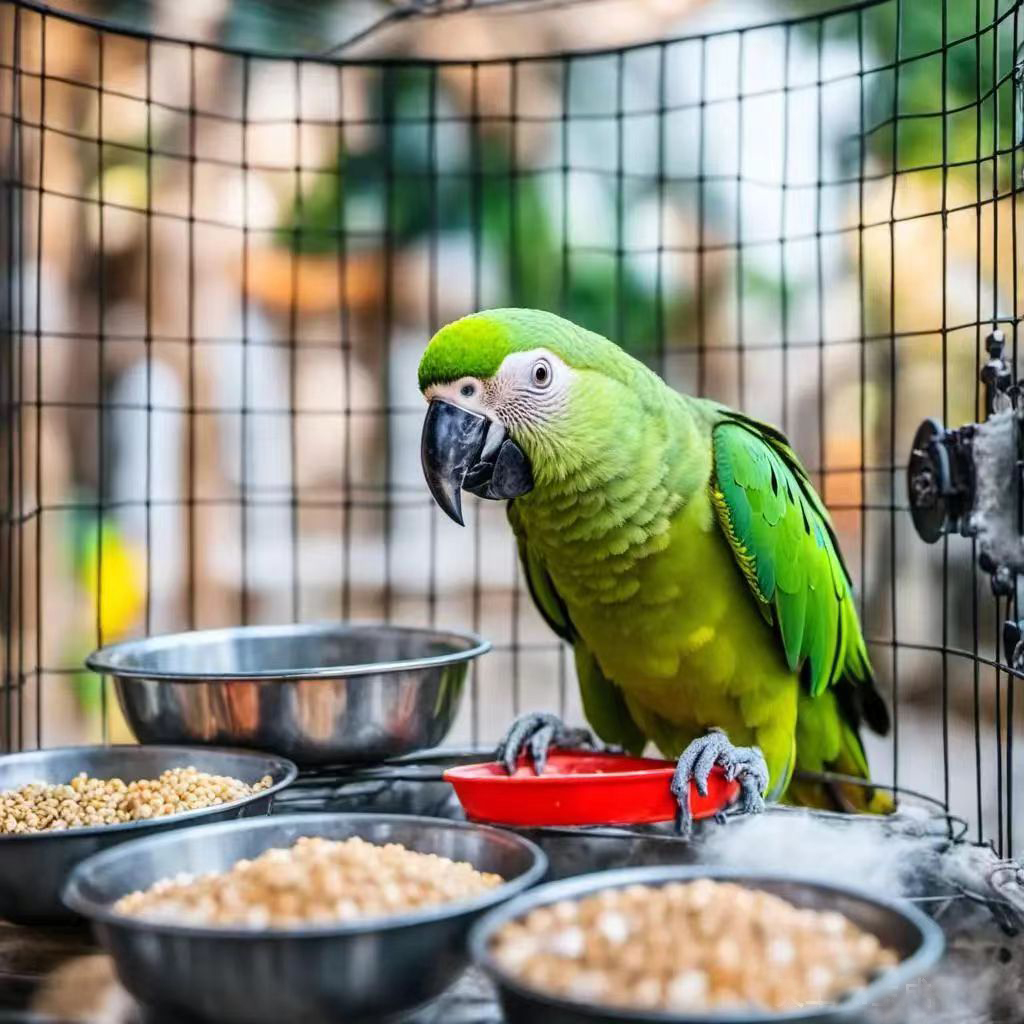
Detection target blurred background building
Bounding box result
[0,0,1020,847]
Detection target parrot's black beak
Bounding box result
[420,399,533,526]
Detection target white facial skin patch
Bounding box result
[424,349,572,432]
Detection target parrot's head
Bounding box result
[418,308,644,525]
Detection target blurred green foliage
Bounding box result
[95,0,345,55]
[281,68,681,355]
[802,0,1018,174]
[277,0,1017,353]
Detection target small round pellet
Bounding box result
[113,836,503,928]
[490,879,900,1014]
[0,768,272,834]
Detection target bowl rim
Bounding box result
[445,751,691,784]
[62,811,548,937]
[0,745,298,842]
[85,621,491,681]
[469,864,946,1023]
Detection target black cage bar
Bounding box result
[0,0,1022,854]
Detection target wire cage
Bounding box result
[0,0,1022,864]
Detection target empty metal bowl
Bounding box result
[0,745,296,922]
[86,623,489,766]
[64,812,547,1024]
[470,865,945,1024]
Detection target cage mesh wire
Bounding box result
[0,0,1022,854]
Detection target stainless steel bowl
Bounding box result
[0,745,296,923]
[64,812,547,1024]
[471,866,945,1024]
[86,623,489,766]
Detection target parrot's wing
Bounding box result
[507,502,647,753]
[573,645,647,754]
[710,416,880,715]
[509,503,573,644]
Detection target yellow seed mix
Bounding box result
[491,879,900,1014]
[114,836,504,928]
[0,768,273,834]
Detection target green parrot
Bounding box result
[418,308,891,830]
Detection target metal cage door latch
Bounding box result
[1003,620,1024,671]
[907,331,1023,597]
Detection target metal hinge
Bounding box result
[907,331,1023,597]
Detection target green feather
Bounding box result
[711,418,869,699]
[418,307,656,392]
[509,501,647,753]
[509,501,573,643]
[418,314,515,390]
[574,645,648,754]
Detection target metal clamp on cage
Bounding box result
[908,331,1024,597]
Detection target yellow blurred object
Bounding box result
[94,163,149,209]
[79,523,146,643]
[102,690,139,745]
[72,520,146,740]
[87,163,149,253]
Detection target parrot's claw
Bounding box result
[495,712,602,775]
[670,728,769,838]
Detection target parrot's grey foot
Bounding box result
[495,712,602,775]
[670,728,769,838]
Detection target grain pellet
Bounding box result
[114,835,504,928]
[0,767,273,834]
[491,879,899,1013]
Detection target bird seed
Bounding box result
[491,879,900,1014]
[0,767,273,834]
[114,835,504,928]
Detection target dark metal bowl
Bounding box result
[0,745,296,923]
[64,812,547,1024]
[86,623,489,766]
[470,865,945,1024]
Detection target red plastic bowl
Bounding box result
[444,751,740,827]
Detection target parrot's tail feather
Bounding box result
[785,776,895,815]
[859,679,891,736]
[787,688,894,814]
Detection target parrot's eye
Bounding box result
[531,359,552,389]
[460,383,476,398]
